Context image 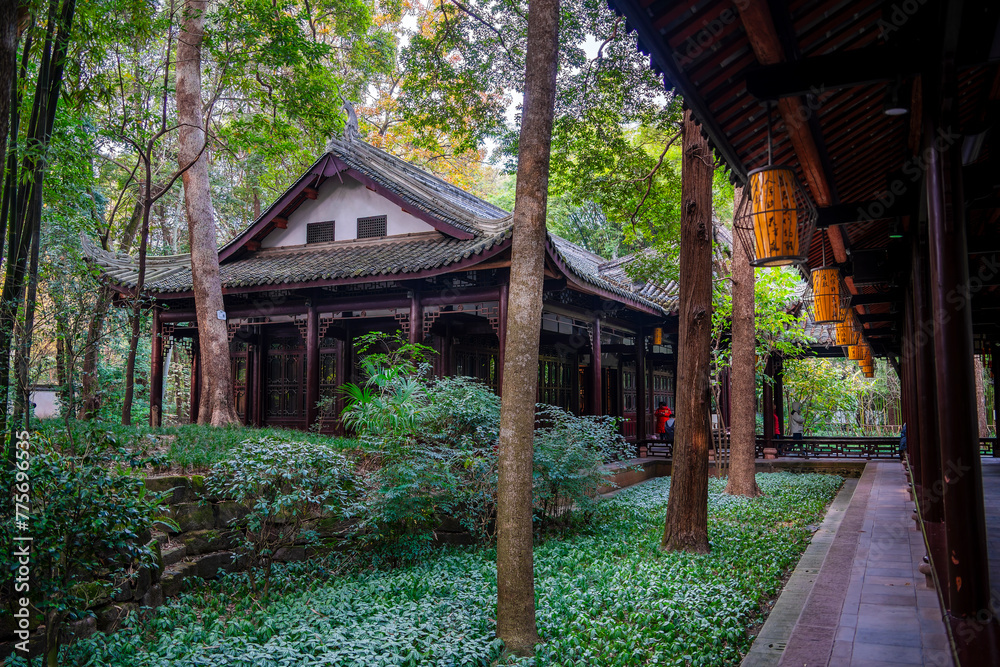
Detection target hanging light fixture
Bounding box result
[808,243,850,325]
[733,102,818,267]
[847,344,865,361]
[835,314,859,346]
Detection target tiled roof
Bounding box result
[323,137,511,235]
[83,231,511,294]
[84,135,678,314]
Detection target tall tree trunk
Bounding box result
[176,0,238,426]
[725,185,760,496]
[495,0,559,655]
[0,0,75,441]
[975,354,989,437]
[661,109,713,553]
[0,3,19,207]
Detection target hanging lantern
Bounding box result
[862,367,875,378]
[653,327,663,346]
[848,344,865,361]
[835,315,859,346]
[733,104,817,267]
[810,267,849,324]
[734,166,818,267]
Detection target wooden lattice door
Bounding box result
[264,331,306,428]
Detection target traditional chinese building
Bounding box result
[85,131,681,441]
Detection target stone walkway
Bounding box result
[744,461,955,667]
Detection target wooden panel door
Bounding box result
[264,330,306,429]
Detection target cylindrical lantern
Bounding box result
[835,316,858,346]
[862,368,875,378]
[812,267,844,324]
[848,345,864,361]
[733,166,817,267]
[653,327,663,346]
[749,167,798,265]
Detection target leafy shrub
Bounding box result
[342,332,632,543]
[205,436,356,597]
[533,405,633,527]
[0,443,168,666]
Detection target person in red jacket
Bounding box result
[655,402,672,439]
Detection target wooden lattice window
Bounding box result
[357,215,387,239]
[307,221,336,244]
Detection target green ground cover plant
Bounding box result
[47,472,842,667]
[29,419,362,472]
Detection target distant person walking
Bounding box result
[655,402,672,440]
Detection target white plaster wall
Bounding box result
[261,176,434,247]
[31,389,60,419]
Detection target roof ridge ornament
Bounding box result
[340,96,360,141]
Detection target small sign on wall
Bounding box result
[217,310,227,320]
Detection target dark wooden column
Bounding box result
[636,326,647,452]
[762,357,774,451]
[409,290,422,345]
[591,316,602,415]
[774,358,784,437]
[925,115,992,635]
[150,307,164,428]
[902,282,921,485]
[306,305,319,428]
[190,338,201,424]
[250,332,262,426]
[335,336,348,434]
[498,283,508,393]
[913,230,948,600]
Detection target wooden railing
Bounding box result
[634,436,1000,460]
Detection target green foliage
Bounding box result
[783,357,901,436]
[55,473,843,666]
[0,435,168,661]
[340,333,631,545]
[532,405,631,525]
[205,436,357,597]
[31,419,362,471]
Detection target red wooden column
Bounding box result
[925,113,994,655]
[498,283,508,393]
[913,231,946,595]
[409,290,421,345]
[635,326,647,452]
[774,358,784,437]
[335,334,349,434]
[590,317,602,415]
[305,305,319,428]
[150,306,164,428]
[902,279,921,486]
[762,357,774,452]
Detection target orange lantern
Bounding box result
[848,344,865,361]
[734,166,817,267]
[835,316,858,346]
[812,267,846,324]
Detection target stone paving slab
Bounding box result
[743,462,956,667]
[741,477,859,667]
